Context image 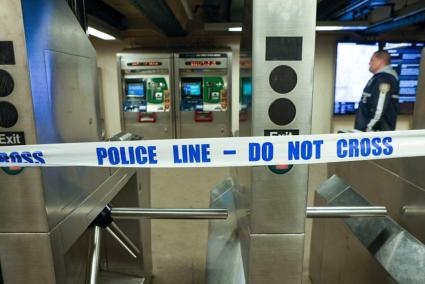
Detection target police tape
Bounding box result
[0,130,425,168]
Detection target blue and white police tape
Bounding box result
[0,130,424,168]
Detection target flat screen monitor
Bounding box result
[181,78,202,98]
[386,43,423,106]
[334,42,424,115]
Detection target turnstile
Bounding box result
[309,44,425,284]
[0,1,152,282]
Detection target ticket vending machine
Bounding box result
[174,52,231,138]
[118,52,174,139]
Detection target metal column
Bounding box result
[242,1,317,283]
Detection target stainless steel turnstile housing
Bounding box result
[0,1,151,283]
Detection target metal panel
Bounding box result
[249,234,305,284]
[250,165,309,233]
[0,168,49,232]
[317,219,349,284]
[308,194,329,284]
[0,233,57,284]
[21,0,110,231]
[0,0,48,233]
[249,0,316,235]
[42,50,110,228]
[311,174,425,284]
[341,234,395,284]
[63,229,91,284]
[335,160,425,244]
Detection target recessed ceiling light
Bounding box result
[316,26,368,31]
[87,27,116,40]
[228,27,243,32]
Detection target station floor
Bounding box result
[149,165,327,284]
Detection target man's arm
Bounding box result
[365,78,393,131]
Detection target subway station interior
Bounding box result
[2,0,425,283]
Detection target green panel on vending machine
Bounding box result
[203,77,224,104]
[147,78,168,104]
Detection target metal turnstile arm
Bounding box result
[88,226,102,284]
[111,208,228,220]
[306,206,387,218]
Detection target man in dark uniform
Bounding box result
[354,50,399,131]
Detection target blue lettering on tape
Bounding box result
[173,144,211,164]
[135,146,147,164]
[249,142,273,162]
[371,137,383,156]
[288,140,323,160]
[382,137,393,155]
[96,146,157,165]
[0,151,45,164]
[33,151,45,164]
[336,137,393,158]
[337,139,348,158]
[96,148,107,165]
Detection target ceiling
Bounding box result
[86,0,243,42]
[83,0,425,43]
[317,0,425,38]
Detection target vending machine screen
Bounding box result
[127,83,145,97]
[182,82,201,96]
[180,78,203,111]
[242,79,252,96]
[182,78,202,98]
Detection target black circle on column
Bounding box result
[0,102,18,128]
[268,98,296,125]
[269,65,297,94]
[0,70,14,97]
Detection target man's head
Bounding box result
[369,50,391,74]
